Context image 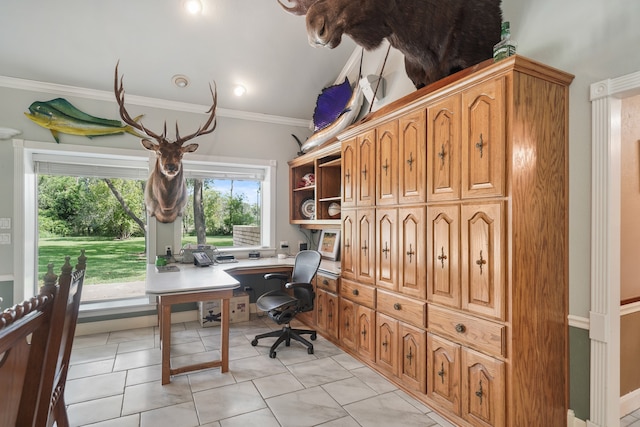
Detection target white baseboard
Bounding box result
[568,410,587,427]
[621,387,640,417]
[75,310,198,336]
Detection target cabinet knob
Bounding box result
[475,133,485,158]
[322,279,329,286]
[393,303,401,310]
[352,289,359,296]
[455,323,466,333]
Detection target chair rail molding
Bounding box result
[590,68,640,427]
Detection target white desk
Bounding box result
[146,257,339,384]
[146,264,241,384]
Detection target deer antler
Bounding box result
[175,83,217,145]
[277,0,317,15]
[114,62,217,145]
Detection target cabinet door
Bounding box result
[325,291,339,340]
[376,120,398,206]
[461,202,505,320]
[356,304,376,362]
[342,138,357,208]
[399,110,426,204]
[375,208,397,291]
[398,206,426,299]
[461,348,505,427]
[376,312,399,377]
[316,288,327,332]
[357,208,376,285]
[341,209,357,280]
[399,322,426,393]
[427,333,461,415]
[357,130,376,207]
[339,298,357,351]
[427,205,460,308]
[427,95,460,201]
[462,78,505,199]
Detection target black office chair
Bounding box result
[251,250,321,358]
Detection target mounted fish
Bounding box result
[298,77,363,153]
[24,98,144,143]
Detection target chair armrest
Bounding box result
[264,272,289,281]
[285,281,313,289]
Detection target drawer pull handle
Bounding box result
[438,144,446,165]
[455,323,466,333]
[345,170,351,183]
[381,158,389,175]
[382,242,390,258]
[476,250,487,274]
[406,152,414,170]
[438,362,445,384]
[406,244,415,263]
[437,246,447,268]
[393,303,401,310]
[352,289,359,296]
[475,380,484,405]
[475,133,485,158]
[322,279,329,286]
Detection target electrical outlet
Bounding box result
[165,245,172,255]
[279,240,289,249]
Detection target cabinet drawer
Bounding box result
[428,305,506,357]
[316,274,339,293]
[377,289,426,328]
[340,278,375,309]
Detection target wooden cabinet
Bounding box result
[332,56,572,427]
[289,141,341,228]
[398,110,426,204]
[315,272,339,340]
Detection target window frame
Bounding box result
[13,139,276,308]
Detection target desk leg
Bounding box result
[161,301,172,385]
[221,297,230,373]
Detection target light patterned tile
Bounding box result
[125,364,162,386]
[253,372,305,399]
[121,376,192,415]
[219,408,280,427]
[117,338,155,354]
[67,358,115,380]
[82,414,140,427]
[140,401,199,427]
[267,386,347,427]
[108,327,154,344]
[193,381,267,424]
[229,354,288,382]
[70,343,119,365]
[286,357,352,388]
[188,368,237,393]
[321,377,378,406]
[67,394,124,426]
[350,366,397,394]
[344,392,437,427]
[113,347,162,371]
[65,371,126,405]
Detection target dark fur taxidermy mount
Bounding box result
[279,0,502,89]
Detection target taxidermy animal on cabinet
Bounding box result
[24,98,144,143]
[114,64,218,223]
[278,0,502,89]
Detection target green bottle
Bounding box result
[493,21,517,62]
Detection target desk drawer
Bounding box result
[317,273,339,293]
[340,279,375,309]
[428,305,506,357]
[376,289,426,328]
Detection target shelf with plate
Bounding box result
[289,140,342,229]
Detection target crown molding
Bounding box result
[0,75,310,128]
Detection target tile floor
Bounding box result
[66,315,458,427]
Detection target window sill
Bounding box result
[79,296,156,319]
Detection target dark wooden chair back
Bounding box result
[0,250,86,427]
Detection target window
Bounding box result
[14,141,276,308]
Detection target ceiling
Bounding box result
[0,0,358,122]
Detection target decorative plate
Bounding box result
[300,198,315,220]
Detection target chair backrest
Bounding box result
[290,250,321,311]
[0,250,86,427]
[291,250,322,284]
[0,277,56,427]
[35,251,87,427]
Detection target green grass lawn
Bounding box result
[38,235,233,285]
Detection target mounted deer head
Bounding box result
[114,63,218,223]
[278,0,502,89]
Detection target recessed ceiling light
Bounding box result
[172,74,190,88]
[233,85,246,97]
[184,0,203,15]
